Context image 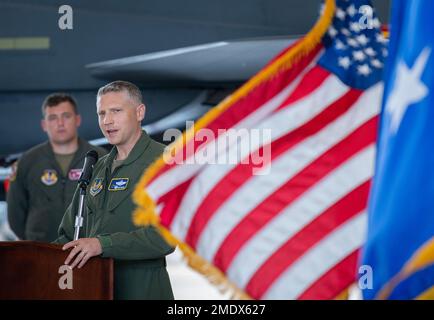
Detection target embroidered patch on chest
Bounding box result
[90,178,103,196]
[108,178,129,191]
[41,169,58,186]
[68,168,82,181]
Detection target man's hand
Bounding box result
[63,238,102,269]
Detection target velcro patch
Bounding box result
[108,178,129,191]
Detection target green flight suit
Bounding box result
[7,138,106,242]
[56,131,175,300]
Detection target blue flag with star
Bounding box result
[361,0,434,299]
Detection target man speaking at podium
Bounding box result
[55,81,174,300]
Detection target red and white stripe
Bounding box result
[143,43,383,299]
[146,47,324,200]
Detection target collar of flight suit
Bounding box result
[102,130,152,171]
[97,131,152,211]
[41,137,90,177]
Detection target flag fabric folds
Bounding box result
[133,0,387,299]
[361,0,434,300]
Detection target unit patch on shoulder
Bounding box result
[9,161,18,182]
[90,178,103,196]
[108,178,129,191]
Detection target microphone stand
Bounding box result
[72,150,98,241]
[73,182,87,241]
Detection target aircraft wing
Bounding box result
[86,37,297,86]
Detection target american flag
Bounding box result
[134,0,388,299]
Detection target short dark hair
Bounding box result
[42,93,78,117]
[97,80,143,105]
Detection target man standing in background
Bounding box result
[7,93,106,242]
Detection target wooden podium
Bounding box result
[0,241,113,299]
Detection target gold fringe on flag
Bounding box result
[334,285,351,300]
[416,286,434,300]
[133,0,336,299]
[376,236,434,300]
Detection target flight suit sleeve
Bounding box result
[6,161,28,239]
[97,226,175,260]
[53,188,79,244]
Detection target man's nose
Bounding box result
[57,116,65,126]
[103,113,113,125]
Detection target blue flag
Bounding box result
[361,0,434,299]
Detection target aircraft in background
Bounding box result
[0,0,390,195]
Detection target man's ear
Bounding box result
[75,114,82,128]
[41,119,47,133]
[137,104,145,121]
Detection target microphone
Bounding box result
[74,150,98,240]
[78,150,99,187]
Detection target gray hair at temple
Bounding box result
[96,80,143,106]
